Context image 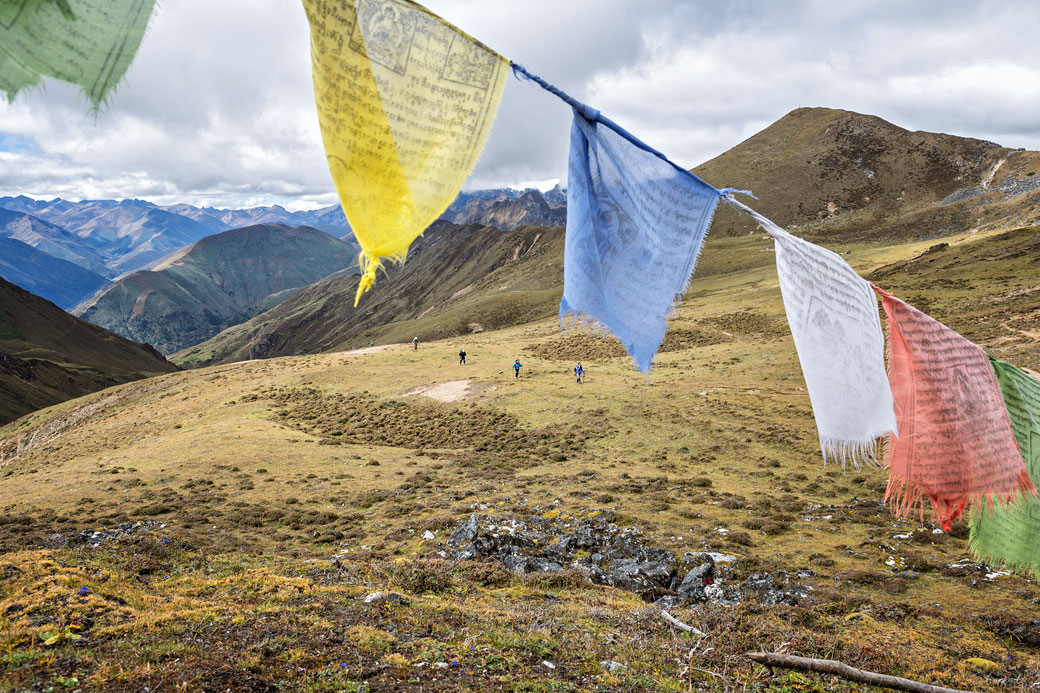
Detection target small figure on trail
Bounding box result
[574,362,584,384]
[513,359,522,379]
[459,348,467,365]
[412,336,419,351]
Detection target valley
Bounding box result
[1,107,1039,691]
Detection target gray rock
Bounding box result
[527,557,564,573]
[548,535,575,556]
[363,592,409,606]
[677,554,715,602]
[599,558,665,599]
[600,660,626,673]
[742,573,777,595]
[450,545,479,561]
[503,555,529,575]
[448,513,479,546]
[45,532,69,548]
[471,535,496,557]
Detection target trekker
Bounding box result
[513,359,522,379]
[459,348,467,365]
[412,336,419,351]
[574,362,584,383]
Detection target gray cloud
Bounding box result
[0,0,1038,208]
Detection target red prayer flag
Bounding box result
[874,286,1033,530]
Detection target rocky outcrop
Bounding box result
[435,510,813,608]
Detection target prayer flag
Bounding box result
[0,0,156,108]
[875,288,1033,529]
[562,107,721,372]
[969,359,1040,575]
[303,0,508,304]
[724,198,895,465]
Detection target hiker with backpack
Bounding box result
[513,359,522,379]
[574,362,584,383]
[412,336,419,351]
[459,348,466,365]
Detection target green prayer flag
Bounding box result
[969,358,1040,576]
[0,0,155,108]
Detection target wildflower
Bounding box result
[77,587,90,595]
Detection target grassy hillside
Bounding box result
[0,278,178,425]
[74,225,357,355]
[1,223,1038,691]
[174,222,565,368]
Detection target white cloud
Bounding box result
[1,0,1039,207]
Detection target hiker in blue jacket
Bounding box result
[574,362,584,383]
[513,359,522,379]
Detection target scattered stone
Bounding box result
[47,521,166,548]
[541,661,555,670]
[600,660,625,673]
[363,592,409,606]
[421,530,436,541]
[430,510,801,609]
[676,554,715,602]
[448,513,479,546]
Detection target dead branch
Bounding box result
[660,610,706,637]
[746,652,973,693]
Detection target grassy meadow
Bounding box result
[1,226,1039,691]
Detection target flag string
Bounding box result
[509,61,745,199]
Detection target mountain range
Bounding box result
[174,107,1040,368]
[4,106,1039,417]
[0,236,110,310]
[73,224,358,354]
[174,221,565,367]
[0,187,566,307]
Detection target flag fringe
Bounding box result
[820,437,884,470]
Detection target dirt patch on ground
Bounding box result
[524,327,732,362]
[399,379,472,403]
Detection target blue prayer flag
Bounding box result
[562,108,721,372]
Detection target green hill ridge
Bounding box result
[74,224,357,355]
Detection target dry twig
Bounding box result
[660,610,706,637]
[746,652,973,693]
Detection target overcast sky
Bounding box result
[1,0,1039,210]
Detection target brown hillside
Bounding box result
[694,106,1040,241]
[175,221,565,367]
[0,278,178,424]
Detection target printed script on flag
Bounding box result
[562,108,720,372]
[724,197,895,465]
[876,288,1034,529]
[303,0,508,304]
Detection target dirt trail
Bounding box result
[980,156,1008,189]
[400,379,472,402]
[335,343,401,356]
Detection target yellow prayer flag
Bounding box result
[302,0,508,304]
